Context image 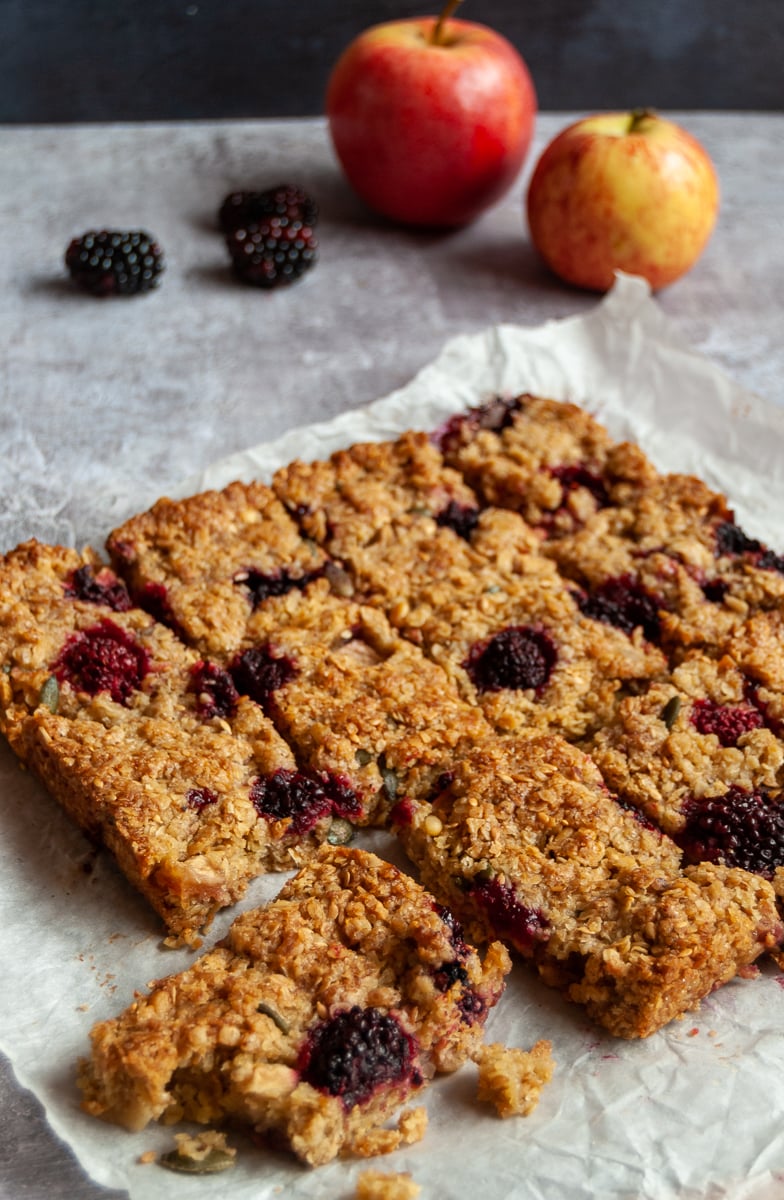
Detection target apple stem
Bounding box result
[430,0,464,45]
[628,108,656,133]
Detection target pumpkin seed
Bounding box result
[325,562,354,598]
[39,675,59,714]
[327,817,354,846]
[257,1001,291,1035]
[158,1148,236,1175]
[355,748,373,767]
[382,767,399,801]
[660,695,681,730]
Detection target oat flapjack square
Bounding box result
[393,734,781,1038]
[78,846,511,1165]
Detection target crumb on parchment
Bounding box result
[356,1167,421,1200]
[475,1040,555,1118]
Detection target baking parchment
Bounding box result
[2,273,783,1200]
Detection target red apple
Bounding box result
[526,110,719,292]
[326,0,537,228]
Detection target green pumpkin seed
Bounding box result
[660,695,681,730]
[256,1001,291,1035]
[39,675,59,714]
[158,1148,236,1175]
[327,817,354,846]
[382,768,399,800]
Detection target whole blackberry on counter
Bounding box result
[65,230,165,296]
[218,183,318,232]
[220,183,319,288]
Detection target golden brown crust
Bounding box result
[78,847,510,1165]
[394,735,782,1039]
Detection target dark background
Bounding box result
[2,0,783,123]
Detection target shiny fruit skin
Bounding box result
[526,112,719,291]
[326,16,536,229]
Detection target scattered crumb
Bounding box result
[171,1130,235,1162]
[688,1027,700,1037]
[348,1127,404,1159]
[138,1150,156,1165]
[475,1040,555,1118]
[356,1167,421,1200]
[398,1106,428,1145]
[76,1003,89,1012]
[157,1128,237,1173]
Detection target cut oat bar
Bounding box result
[435,394,656,536]
[106,480,328,659]
[0,541,370,940]
[586,633,784,889]
[234,577,492,822]
[272,429,481,560]
[393,734,782,1038]
[403,566,666,742]
[549,474,784,650]
[78,846,511,1166]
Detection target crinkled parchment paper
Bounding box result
[2,274,783,1200]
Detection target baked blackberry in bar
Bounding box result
[234,578,492,824]
[79,847,511,1166]
[392,734,782,1038]
[106,480,329,660]
[549,473,784,651]
[272,429,482,561]
[401,565,666,742]
[0,541,376,941]
[434,394,656,537]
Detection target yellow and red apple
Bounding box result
[526,110,719,291]
[326,1,537,228]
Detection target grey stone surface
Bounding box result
[0,112,782,1198]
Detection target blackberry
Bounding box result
[464,625,558,695]
[230,644,298,711]
[189,661,239,721]
[298,1006,418,1110]
[469,876,550,953]
[53,618,150,705]
[186,787,218,811]
[134,581,183,638]
[432,960,469,992]
[251,769,332,835]
[251,768,361,835]
[577,574,662,643]
[233,565,323,610]
[433,395,523,454]
[223,187,318,289]
[436,500,480,541]
[65,230,164,297]
[65,565,132,612]
[218,184,318,233]
[676,786,784,878]
[550,464,609,508]
[690,699,764,747]
[715,520,763,557]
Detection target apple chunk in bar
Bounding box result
[106,479,329,660]
[392,734,782,1038]
[78,846,511,1166]
[0,540,368,941]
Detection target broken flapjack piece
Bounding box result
[393,734,782,1038]
[78,846,510,1166]
[475,1040,555,1118]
